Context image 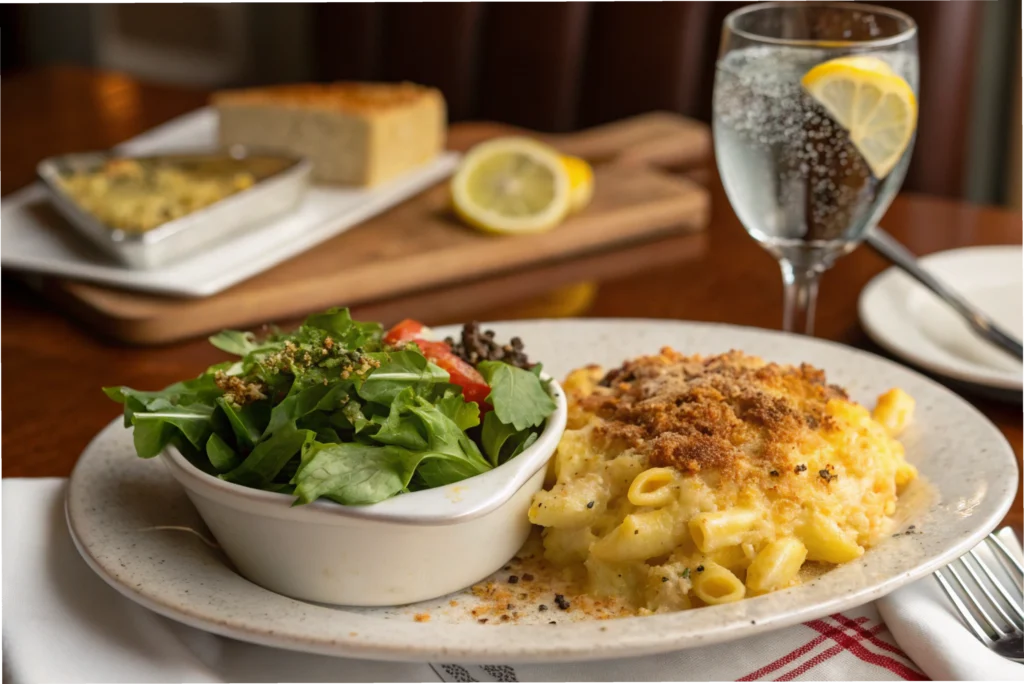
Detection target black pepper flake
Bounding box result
[500,615,510,622]
[522,573,534,582]
[554,594,571,610]
[769,470,780,477]
[586,501,595,509]
[478,618,488,624]
[538,604,548,611]
[503,565,512,571]
[634,529,639,535]
[549,621,557,625]
[819,466,837,483]
[661,576,669,582]
[519,593,527,600]
[508,575,519,584]
[506,603,515,610]
[696,565,705,573]
[794,464,807,473]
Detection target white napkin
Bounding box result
[877,527,1024,681]
[3,478,1021,682]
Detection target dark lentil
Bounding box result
[444,322,533,369]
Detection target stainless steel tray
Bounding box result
[37,148,312,270]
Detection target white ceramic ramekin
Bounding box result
[159,380,566,606]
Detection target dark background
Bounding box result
[2,2,1020,204]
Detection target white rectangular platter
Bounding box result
[0,107,459,297]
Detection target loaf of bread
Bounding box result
[212,82,446,186]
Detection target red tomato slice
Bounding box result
[415,340,492,408]
[383,319,425,346]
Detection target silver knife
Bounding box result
[865,227,1023,362]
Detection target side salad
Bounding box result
[104,309,557,506]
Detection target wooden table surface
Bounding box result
[3,66,1022,534]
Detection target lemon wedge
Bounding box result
[451,137,571,235]
[801,55,917,179]
[561,155,594,213]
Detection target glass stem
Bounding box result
[780,259,822,335]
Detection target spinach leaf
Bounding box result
[220,426,315,488]
[292,442,425,505]
[206,432,241,472]
[358,351,449,404]
[131,404,215,459]
[477,361,556,431]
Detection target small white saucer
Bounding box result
[859,245,1023,396]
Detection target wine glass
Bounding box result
[713,2,919,334]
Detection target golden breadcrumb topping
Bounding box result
[578,348,850,480]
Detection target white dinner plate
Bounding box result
[0,108,459,297]
[859,245,1023,395]
[67,320,1019,663]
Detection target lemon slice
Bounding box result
[451,137,571,235]
[801,56,917,179]
[561,155,594,213]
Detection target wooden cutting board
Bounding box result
[39,112,712,344]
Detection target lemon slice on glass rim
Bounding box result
[451,137,572,235]
[801,55,917,179]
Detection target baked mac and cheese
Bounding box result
[529,348,916,613]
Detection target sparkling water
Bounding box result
[713,46,918,254]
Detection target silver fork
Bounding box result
[934,532,1024,663]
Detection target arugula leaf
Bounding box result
[215,398,266,451]
[342,400,371,433]
[263,382,333,438]
[358,351,449,404]
[506,430,539,462]
[437,394,481,431]
[480,412,543,466]
[407,397,490,488]
[292,442,425,505]
[303,308,382,350]
[480,411,522,466]
[220,426,315,488]
[208,330,259,356]
[477,361,555,431]
[130,404,215,459]
[206,432,242,472]
[371,388,428,450]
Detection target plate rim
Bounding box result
[66,318,1020,663]
[859,244,1023,392]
